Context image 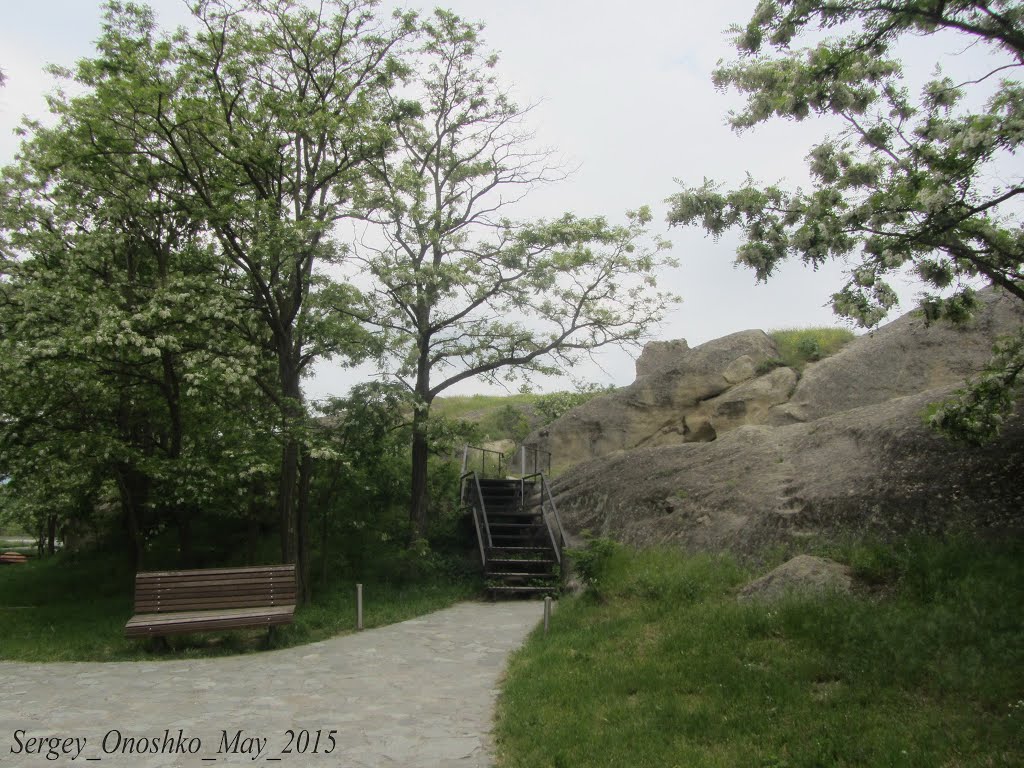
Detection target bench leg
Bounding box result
[149,635,170,653]
[266,625,277,648]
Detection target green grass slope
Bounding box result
[496,538,1023,768]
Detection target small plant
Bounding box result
[566,537,618,592]
[756,358,787,375]
[796,336,822,361]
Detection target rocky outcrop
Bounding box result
[528,329,784,471]
[537,287,1024,553]
[550,387,1024,554]
[635,339,690,377]
[770,288,1024,425]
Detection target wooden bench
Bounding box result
[124,565,296,640]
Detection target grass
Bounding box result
[768,327,857,372]
[433,392,536,421]
[0,550,480,662]
[495,538,1024,768]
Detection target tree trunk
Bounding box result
[114,464,146,571]
[410,405,430,540]
[176,509,194,568]
[277,349,312,605]
[297,450,313,605]
[46,515,56,556]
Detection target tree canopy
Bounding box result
[667,0,1024,440]
[1,3,676,572]
[336,10,677,535]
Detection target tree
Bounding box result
[667,0,1024,440]
[23,0,413,600]
[342,11,677,537]
[0,97,277,568]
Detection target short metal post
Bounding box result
[356,583,364,630]
[543,596,552,635]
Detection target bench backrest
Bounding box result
[133,565,296,614]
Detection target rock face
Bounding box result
[770,288,1024,425]
[529,329,785,471]
[533,287,1024,553]
[738,555,853,602]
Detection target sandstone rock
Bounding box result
[692,366,798,438]
[540,286,1024,557]
[526,330,780,471]
[549,387,1024,554]
[770,287,1024,425]
[737,555,853,602]
[635,339,689,378]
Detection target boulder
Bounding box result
[770,288,1024,425]
[688,366,798,440]
[526,330,781,471]
[635,339,689,378]
[737,555,853,602]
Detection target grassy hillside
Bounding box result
[496,538,1023,767]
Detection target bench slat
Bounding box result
[125,565,297,639]
[136,565,295,578]
[135,581,296,597]
[135,595,295,612]
[124,606,295,637]
[136,574,295,588]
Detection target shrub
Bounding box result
[769,327,856,371]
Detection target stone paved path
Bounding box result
[0,601,542,767]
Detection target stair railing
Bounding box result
[460,470,493,568]
[521,471,565,566]
[461,445,505,478]
[517,444,552,515]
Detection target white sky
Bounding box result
[0,1,1007,401]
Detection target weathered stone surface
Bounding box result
[635,338,689,378]
[738,555,853,602]
[693,366,798,438]
[527,330,780,471]
[550,387,1024,554]
[537,286,1024,553]
[770,288,1024,425]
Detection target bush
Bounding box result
[769,327,856,371]
[566,537,618,593]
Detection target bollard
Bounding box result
[543,596,552,635]
[356,583,364,630]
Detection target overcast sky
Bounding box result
[0,1,998,401]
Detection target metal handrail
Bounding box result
[519,444,552,476]
[521,471,564,566]
[462,445,506,478]
[460,470,493,568]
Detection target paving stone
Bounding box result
[0,601,541,767]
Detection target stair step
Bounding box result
[488,559,556,566]
[486,571,558,579]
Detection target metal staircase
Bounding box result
[460,446,565,597]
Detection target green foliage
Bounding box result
[930,326,1024,443]
[0,548,477,662]
[755,357,787,374]
[668,0,1024,440]
[768,327,856,371]
[566,537,619,593]
[496,539,1024,767]
[533,384,616,426]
